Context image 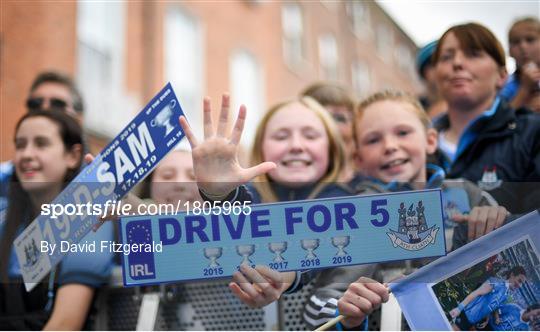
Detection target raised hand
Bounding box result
[179,94,275,197]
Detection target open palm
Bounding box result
[179,94,275,197]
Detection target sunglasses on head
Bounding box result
[26,97,69,111]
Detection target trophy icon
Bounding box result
[301,239,320,259]
[151,99,176,136]
[203,247,223,267]
[331,236,350,257]
[268,242,288,263]
[236,244,255,266]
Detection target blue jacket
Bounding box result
[201,181,354,205]
[0,198,115,329]
[433,100,540,214]
[245,182,354,203]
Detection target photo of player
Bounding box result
[431,238,540,331]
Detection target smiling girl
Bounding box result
[179,94,354,309]
[0,110,114,330]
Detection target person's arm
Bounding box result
[450,281,493,318]
[493,309,501,325]
[463,282,493,305]
[508,63,540,111]
[510,84,536,111]
[198,184,253,204]
[179,94,275,198]
[43,283,94,330]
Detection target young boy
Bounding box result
[304,91,509,330]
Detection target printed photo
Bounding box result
[431,238,540,331]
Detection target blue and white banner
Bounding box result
[119,189,446,286]
[390,211,540,331]
[14,83,186,291]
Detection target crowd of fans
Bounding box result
[1,18,539,331]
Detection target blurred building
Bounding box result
[0,0,421,158]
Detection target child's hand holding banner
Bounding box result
[119,189,446,286]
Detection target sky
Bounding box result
[376,0,540,71]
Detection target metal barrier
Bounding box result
[92,266,404,330]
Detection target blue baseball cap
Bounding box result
[416,40,438,79]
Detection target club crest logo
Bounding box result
[478,166,502,190]
[387,201,439,251]
[23,238,42,269]
[16,224,50,278]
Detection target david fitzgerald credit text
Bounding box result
[40,240,163,255]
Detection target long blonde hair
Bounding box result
[250,97,345,202]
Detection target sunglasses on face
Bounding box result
[26,97,69,111]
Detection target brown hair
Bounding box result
[0,110,83,281]
[30,71,84,113]
[301,82,355,113]
[433,22,506,68]
[509,17,540,37]
[250,97,345,202]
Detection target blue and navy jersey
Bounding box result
[464,277,509,324]
[489,303,529,331]
[0,161,13,200]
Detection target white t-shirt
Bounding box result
[438,131,457,162]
